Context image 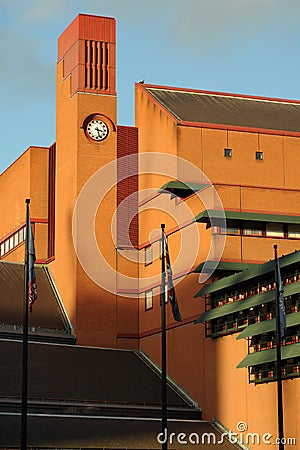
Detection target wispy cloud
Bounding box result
[0,0,299,173]
[21,0,70,22]
[0,25,54,103]
[163,0,300,54]
[0,0,70,23]
[0,0,299,99]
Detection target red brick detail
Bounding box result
[117,126,139,248]
[48,143,56,259]
[57,14,116,96]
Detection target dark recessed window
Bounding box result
[256,151,263,160]
[266,223,284,238]
[243,221,263,236]
[220,220,240,235]
[288,224,300,239]
[224,148,232,157]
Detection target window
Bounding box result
[9,236,14,251]
[220,220,240,235]
[224,148,232,157]
[145,290,153,310]
[14,233,19,247]
[243,222,263,236]
[288,224,300,239]
[19,227,25,243]
[164,283,169,303]
[256,151,263,160]
[145,245,153,265]
[266,223,284,238]
[158,285,169,305]
[0,226,26,258]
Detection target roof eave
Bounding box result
[179,120,300,137]
[135,82,179,122]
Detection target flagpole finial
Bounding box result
[25,198,30,204]
[161,223,165,230]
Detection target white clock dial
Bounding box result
[86,119,108,141]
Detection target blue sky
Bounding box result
[1,0,300,173]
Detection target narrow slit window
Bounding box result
[145,290,153,310]
[145,245,153,266]
[9,236,14,251]
[14,233,19,247]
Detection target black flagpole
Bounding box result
[21,199,30,450]
[274,244,284,450]
[161,224,168,450]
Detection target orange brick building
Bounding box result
[1,13,300,448]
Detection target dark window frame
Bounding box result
[224,148,232,157]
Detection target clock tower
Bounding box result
[51,14,118,346]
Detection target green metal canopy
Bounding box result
[195,281,300,324]
[237,312,300,340]
[194,260,255,274]
[195,209,300,225]
[159,181,207,193]
[194,250,300,297]
[195,290,275,324]
[237,342,300,368]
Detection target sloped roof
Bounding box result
[0,339,239,449]
[0,414,239,449]
[143,85,300,133]
[0,261,73,339]
[0,340,193,406]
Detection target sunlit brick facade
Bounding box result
[1,13,300,449]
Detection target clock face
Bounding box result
[86,119,108,141]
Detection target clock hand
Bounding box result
[95,126,102,137]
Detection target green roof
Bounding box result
[194,261,256,274]
[195,281,300,324]
[237,312,300,340]
[237,342,300,368]
[195,210,220,222]
[194,250,300,297]
[195,209,300,225]
[159,181,207,193]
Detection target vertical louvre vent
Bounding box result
[85,40,110,91]
[58,15,116,96]
[117,127,139,248]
